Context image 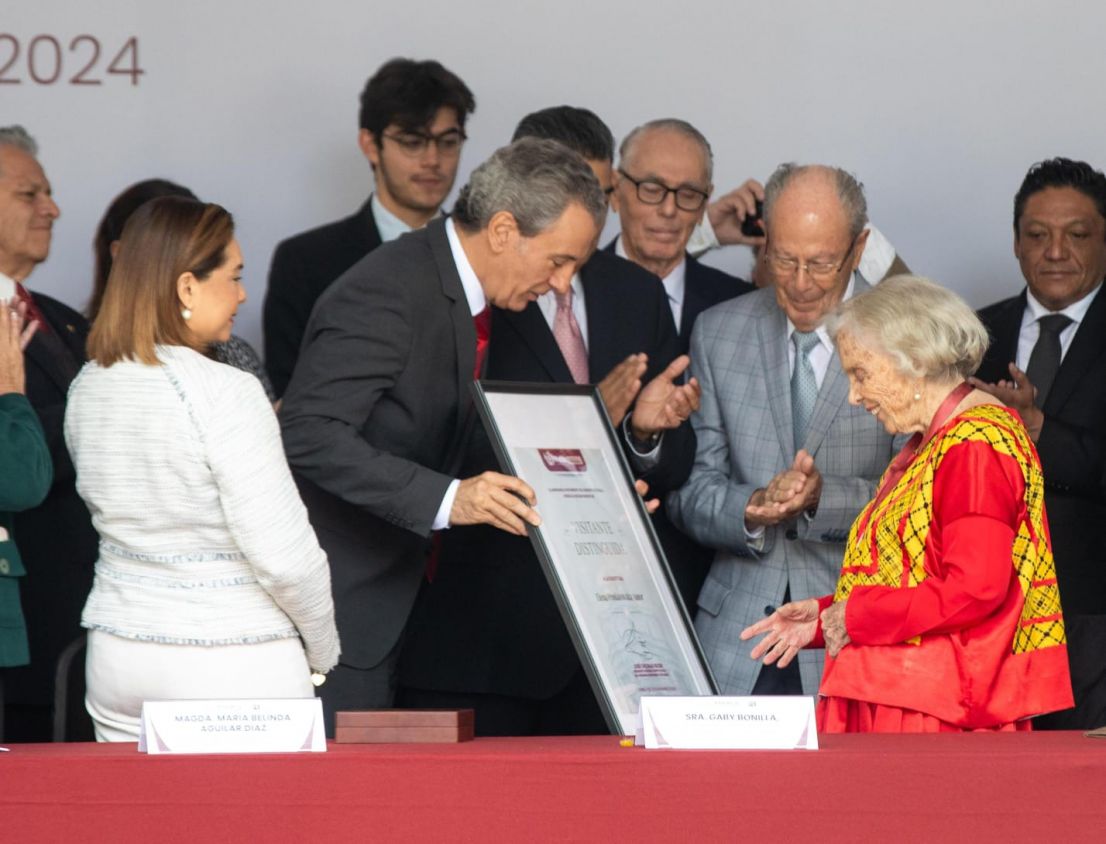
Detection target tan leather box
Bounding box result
[334,709,475,743]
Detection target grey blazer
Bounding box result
[667,281,898,695]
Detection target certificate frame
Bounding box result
[472,381,718,735]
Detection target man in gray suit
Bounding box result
[668,164,898,696]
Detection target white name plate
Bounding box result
[138,698,326,754]
[636,696,818,750]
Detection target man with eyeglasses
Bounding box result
[609,119,754,355]
[603,119,755,616]
[667,163,897,697]
[263,58,475,397]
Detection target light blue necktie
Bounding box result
[791,331,821,451]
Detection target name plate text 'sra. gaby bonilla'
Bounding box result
[138,698,326,754]
[636,696,818,750]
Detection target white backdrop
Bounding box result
[4,1,1106,352]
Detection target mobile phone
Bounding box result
[740,199,764,238]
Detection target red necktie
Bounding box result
[473,306,491,378]
[15,283,50,334]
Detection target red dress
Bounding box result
[816,404,1074,733]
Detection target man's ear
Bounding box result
[358,129,380,169]
[486,210,520,256]
[609,171,624,214]
[849,228,871,274]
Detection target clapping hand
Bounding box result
[744,449,822,528]
[628,355,701,440]
[598,354,648,428]
[0,299,37,395]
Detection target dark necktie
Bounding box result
[473,306,491,378]
[1025,313,1073,409]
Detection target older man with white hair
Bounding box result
[0,126,97,741]
[668,162,899,696]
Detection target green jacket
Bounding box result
[0,391,53,667]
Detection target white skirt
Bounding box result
[85,629,315,742]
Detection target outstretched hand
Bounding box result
[740,598,820,668]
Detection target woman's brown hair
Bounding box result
[87,197,234,366]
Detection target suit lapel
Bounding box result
[24,295,85,394]
[802,277,870,457]
[24,331,72,394]
[803,349,849,457]
[1047,284,1106,412]
[427,221,478,464]
[496,305,573,382]
[681,257,710,349]
[581,270,623,379]
[757,297,794,463]
[987,291,1026,375]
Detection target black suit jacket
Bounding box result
[680,253,755,354]
[977,287,1106,729]
[600,241,753,354]
[977,289,1106,615]
[263,199,382,397]
[7,293,98,709]
[399,249,696,703]
[279,219,478,670]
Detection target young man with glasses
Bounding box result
[263,58,475,397]
[667,163,897,698]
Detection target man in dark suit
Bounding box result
[608,119,754,354]
[281,138,697,733]
[398,108,700,735]
[606,119,756,611]
[970,157,1106,731]
[0,126,97,741]
[263,58,475,397]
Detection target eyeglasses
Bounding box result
[617,169,709,212]
[381,128,467,157]
[764,232,862,282]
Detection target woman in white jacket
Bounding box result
[65,197,339,741]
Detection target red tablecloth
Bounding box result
[3,733,1105,842]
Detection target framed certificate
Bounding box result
[473,382,718,735]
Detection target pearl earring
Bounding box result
[913,391,922,401]
[181,307,192,320]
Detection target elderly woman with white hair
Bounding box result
[742,275,1074,732]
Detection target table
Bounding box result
[3,733,1105,842]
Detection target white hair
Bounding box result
[825,275,988,381]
